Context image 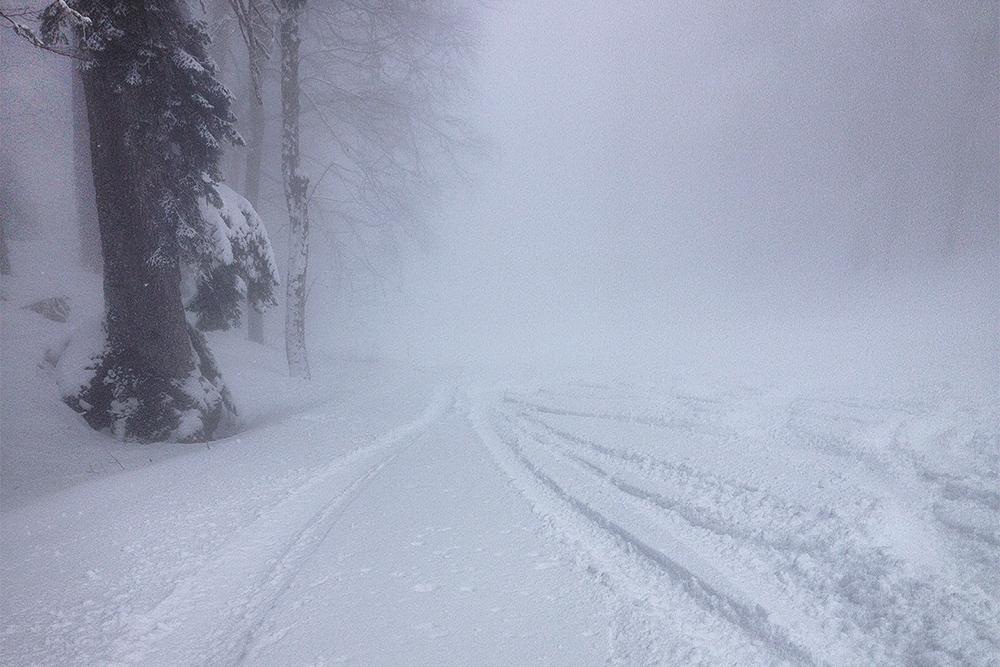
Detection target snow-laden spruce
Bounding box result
[63,180,280,442]
[41,0,277,442]
[186,181,279,332]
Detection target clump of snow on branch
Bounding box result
[187,181,279,331]
[173,46,206,73]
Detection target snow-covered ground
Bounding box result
[2,277,999,665]
[473,378,999,665]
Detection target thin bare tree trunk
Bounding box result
[280,0,310,378]
[222,0,271,344]
[244,65,266,343]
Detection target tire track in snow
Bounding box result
[504,395,699,432]
[522,410,860,566]
[514,411,891,666]
[107,386,454,667]
[468,391,815,666]
[486,388,1000,667]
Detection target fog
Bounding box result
[320,0,997,395]
[3,0,998,396]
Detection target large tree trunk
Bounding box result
[68,1,234,442]
[85,66,193,381]
[72,65,101,272]
[280,0,310,379]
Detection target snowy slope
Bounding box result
[3,292,999,666]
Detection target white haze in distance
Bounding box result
[318,0,997,396]
[2,2,995,397]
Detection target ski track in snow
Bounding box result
[1,385,454,667]
[126,386,455,667]
[468,382,1000,666]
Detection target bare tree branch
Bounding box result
[0,5,85,59]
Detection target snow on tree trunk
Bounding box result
[244,54,266,344]
[280,0,311,379]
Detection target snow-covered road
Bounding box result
[2,366,998,666]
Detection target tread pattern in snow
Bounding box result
[471,383,1000,667]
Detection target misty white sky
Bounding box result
[333,0,998,391]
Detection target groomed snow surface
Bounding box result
[3,294,999,666]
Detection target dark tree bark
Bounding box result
[84,66,192,377]
[78,60,214,440]
[72,65,101,271]
[55,0,239,441]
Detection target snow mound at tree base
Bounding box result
[60,322,236,444]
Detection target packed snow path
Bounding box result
[1,383,608,667]
[241,399,607,666]
[3,375,998,666]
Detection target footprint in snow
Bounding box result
[414,622,449,638]
[534,560,563,570]
[534,556,563,570]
